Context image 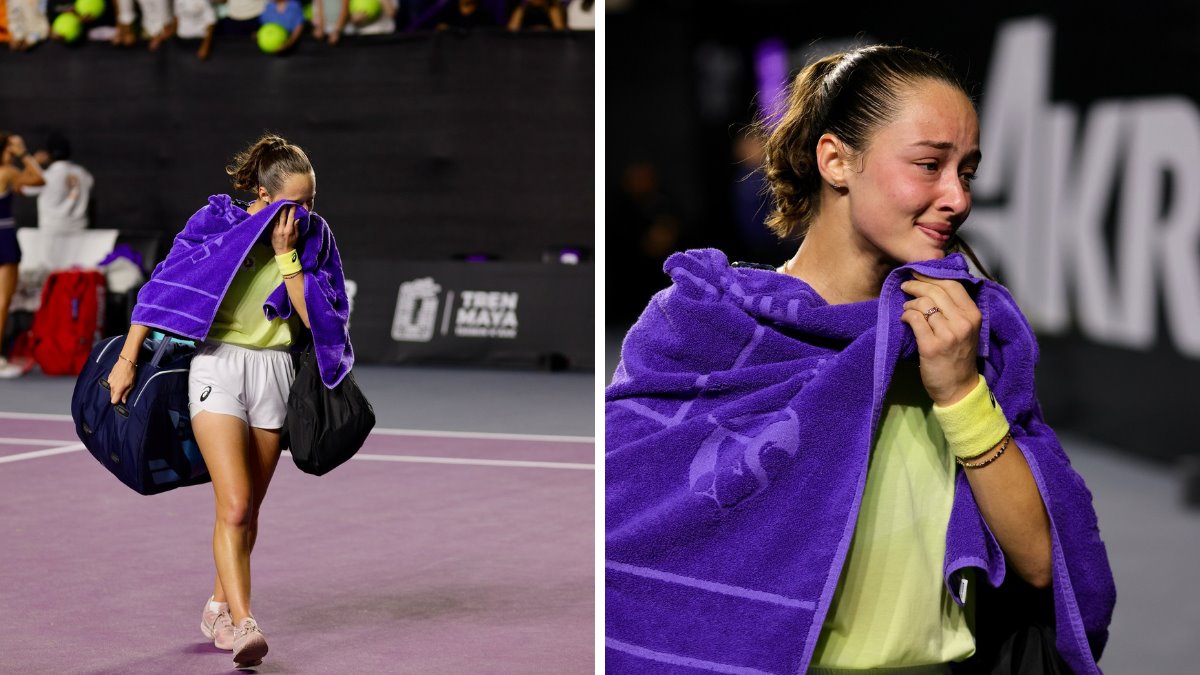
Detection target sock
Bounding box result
[208,597,229,613]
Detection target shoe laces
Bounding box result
[216,609,234,631]
[234,618,260,639]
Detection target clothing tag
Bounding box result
[959,576,969,604]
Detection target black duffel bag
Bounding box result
[282,346,375,476]
[71,333,209,495]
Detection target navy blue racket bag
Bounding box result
[71,334,209,495]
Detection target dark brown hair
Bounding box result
[757,45,993,277]
[225,133,313,195]
[758,46,966,236]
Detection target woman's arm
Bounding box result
[272,205,311,328]
[900,273,1053,589]
[106,323,153,404]
[959,433,1053,587]
[5,136,45,190]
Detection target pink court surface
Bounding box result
[1,411,594,673]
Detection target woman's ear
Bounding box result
[815,133,850,189]
[258,186,270,204]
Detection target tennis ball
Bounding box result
[74,0,104,20]
[52,12,83,42]
[348,0,380,23]
[256,23,289,53]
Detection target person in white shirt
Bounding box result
[22,133,94,233]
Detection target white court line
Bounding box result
[0,411,594,444]
[0,443,86,464]
[0,445,592,471]
[367,428,593,444]
[0,437,82,447]
[0,411,75,421]
[347,453,593,470]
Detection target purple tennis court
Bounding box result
[1,364,594,674]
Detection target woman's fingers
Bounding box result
[900,307,937,344]
[902,278,958,316]
[913,272,975,309]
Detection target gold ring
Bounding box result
[923,307,941,319]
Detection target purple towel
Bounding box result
[606,248,1115,674]
[131,195,354,388]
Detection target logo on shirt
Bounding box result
[200,386,212,402]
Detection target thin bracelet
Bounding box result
[957,433,1011,469]
[118,354,137,368]
[282,271,302,279]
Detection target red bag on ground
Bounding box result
[29,270,106,376]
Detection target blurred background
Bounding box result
[0,6,595,672]
[607,0,1199,670]
[3,1,595,371]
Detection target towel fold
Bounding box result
[131,195,354,388]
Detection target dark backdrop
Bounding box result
[0,30,594,263]
[607,1,1200,462]
[0,30,594,369]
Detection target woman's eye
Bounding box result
[918,162,938,172]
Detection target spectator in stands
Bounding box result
[0,132,44,378]
[5,0,49,51]
[343,0,394,36]
[258,0,303,50]
[311,0,347,44]
[22,132,94,233]
[166,0,218,59]
[112,0,175,49]
[215,0,266,36]
[507,0,563,31]
[564,0,591,30]
[431,0,496,30]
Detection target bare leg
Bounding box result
[193,411,257,623]
[0,263,18,351]
[211,426,284,611]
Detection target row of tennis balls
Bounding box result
[51,0,383,53]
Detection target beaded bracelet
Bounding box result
[956,433,1011,469]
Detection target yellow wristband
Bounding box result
[275,249,302,276]
[932,375,1011,460]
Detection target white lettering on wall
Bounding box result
[970,17,1200,356]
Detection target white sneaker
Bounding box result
[0,357,23,379]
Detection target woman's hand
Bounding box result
[6,135,27,157]
[899,272,982,406]
[271,204,299,255]
[105,360,137,405]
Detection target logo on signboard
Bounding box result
[392,277,442,342]
[391,279,522,342]
[454,290,519,339]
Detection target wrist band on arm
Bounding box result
[275,249,302,276]
[957,432,1011,469]
[932,374,1011,460]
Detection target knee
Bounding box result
[216,497,254,528]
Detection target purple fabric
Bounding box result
[98,244,145,270]
[605,249,1115,674]
[130,195,353,388]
